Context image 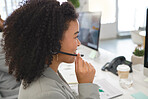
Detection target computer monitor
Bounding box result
[144,8,148,77]
[78,12,101,51]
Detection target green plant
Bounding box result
[133,48,144,57]
[68,0,80,8]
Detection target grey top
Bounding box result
[0,33,9,73]
[0,71,20,99]
[18,67,100,99]
[0,47,8,73]
[0,38,21,99]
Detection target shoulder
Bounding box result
[18,76,66,99]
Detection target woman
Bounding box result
[1,0,100,99]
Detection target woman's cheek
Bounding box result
[74,39,78,47]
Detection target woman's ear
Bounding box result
[59,39,63,46]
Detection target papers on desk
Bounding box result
[98,79,123,99]
[69,79,123,99]
[131,92,148,99]
[144,78,148,82]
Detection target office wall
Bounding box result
[100,23,117,40]
[76,0,117,40]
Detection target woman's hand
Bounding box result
[75,53,96,83]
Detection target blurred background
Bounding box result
[1,0,148,61]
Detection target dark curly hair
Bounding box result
[1,0,78,88]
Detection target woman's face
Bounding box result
[60,20,81,63]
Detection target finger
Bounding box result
[78,57,83,70]
[89,63,96,73]
[75,53,80,71]
[85,61,89,70]
[82,59,84,67]
[75,59,77,72]
[76,54,83,71]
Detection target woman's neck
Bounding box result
[49,59,61,73]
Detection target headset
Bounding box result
[58,51,84,57]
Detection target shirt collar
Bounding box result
[42,66,65,85]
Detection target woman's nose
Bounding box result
[77,39,81,46]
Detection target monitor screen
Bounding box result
[144,8,148,76]
[78,12,101,51]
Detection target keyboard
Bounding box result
[98,79,123,99]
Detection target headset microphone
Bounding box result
[59,51,84,57]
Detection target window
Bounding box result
[0,0,67,20]
[118,0,148,32]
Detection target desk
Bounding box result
[59,45,148,99]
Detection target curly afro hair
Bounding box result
[1,0,78,88]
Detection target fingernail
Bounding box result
[77,53,80,56]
